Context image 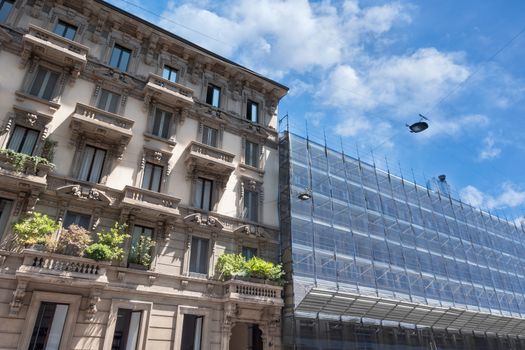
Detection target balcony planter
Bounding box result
[12,212,59,251]
[216,253,284,284]
[0,149,55,176]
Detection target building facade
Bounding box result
[279,132,525,349]
[0,0,287,349]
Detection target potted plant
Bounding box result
[84,222,129,262]
[216,253,284,284]
[128,236,156,270]
[12,212,59,250]
[54,224,92,256]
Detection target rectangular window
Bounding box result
[245,141,259,168]
[189,237,209,274]
[161,65,178,83]
[244,190,259,222]
[0,0,14,23]
[29,302,69,350]
[151,108,172,139]
[109,44,131,72]
[53,20,77,40]
[141,162,163,192]
[247,100,259,123]
[205,84,221,108]
[0,198,13,240]
[201,125,218,147]
[111,308,142,350]
[97,89,121,114]
[63,211,91,230]
[194,178,213,211]
[7,125,39,155]
[181,314,203,350]
[129,225,154,267]
[242,246,257,260]
[78,145,106,183]
[29,66,59,100]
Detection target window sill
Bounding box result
[188,272,209,279]
[15,91,60,112]
[143,132,176,148]
[239,163,265,178]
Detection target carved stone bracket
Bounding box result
[9,280,28,317]
[85,289,101,322]
[233,224,266,239]
[56,185,112,205]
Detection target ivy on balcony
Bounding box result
[0,148,55,172]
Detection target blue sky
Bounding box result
[107,0,525,226]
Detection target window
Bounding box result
[111,308,142,350]
[162,65,178,83]
[53,20,77,40]
[245,141,259,168]
[78,145,106,183]
[194,178,213,211]
[63,211,91,230]
[189,237,209,274]
[7,125,39,155]
[242,246,257,260]
[244,190,259,222]
[247,100,259,123]
[97,89,121,114]
[201,125,218,147]
[0,198,13,239]
[142,162,163,192]
[0,0,13,23]
[29,66,60,100]
[181,315,203,350]
[129,225,154,266]
[205,84,221,108]
[151,108,172,138]
[28,302,69,350]
[109,44,131,72]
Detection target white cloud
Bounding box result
[422,114,489,138]
[460,183,525,210]
[478,134,501,160]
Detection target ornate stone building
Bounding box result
[0,0,287,349]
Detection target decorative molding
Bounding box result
[183,213,224,231]
[56,184,113,205]
[9,280,27,316]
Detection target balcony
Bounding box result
[21,24,89,79]
[184,141,235,181]
[143,73,194,110]
[16,250,109,287]
[0,149,53,190]
[121,186,181,217]
[224,279,283,307]
[70,103,134,151]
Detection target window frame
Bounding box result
[150,107,173,139]
[102,299,152,350]
[194,177,214,211]
[28,65,61,101]
[19,292,81,350]
[189,236,210,275]
[205,84,221,108]
[246,99,259,123]
[108,44,132,72]
[96,88,122,114]
[244,140,260,168]
[175,306,211,350]
[0,0,14,24]
[53,19,78,40]
[77,144,107,183]
[141,162,163,192]
[201,125,219,148]
[240,177,263,222]
[136,148,171,193]
[6,125,40,155]
[62,210,92,230]
[242,246,258,260]
[162,65,178,83]
[243,189,259,222]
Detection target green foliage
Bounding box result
[0,148,55,172]
[84,243,113,261]
[13,212,59,247]
[55,224,92,256]
[85,222,129,261]
[128,236,156,267]
[243,256,284,281]
[216,253,246,279]
[41,138,57,162]
[216,253,284,282]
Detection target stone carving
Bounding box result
[86,290,101,322]
[233,224,266,238]
[183,213,224,231]
[26,113,38,126]
[9,280,28,316]
[56,185,112,205]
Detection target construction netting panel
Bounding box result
[286,133,525,317]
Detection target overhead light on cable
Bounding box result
[407,114,429,133]
[297,189,312,201]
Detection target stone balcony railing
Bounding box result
[21,24,89,79]
[224,279,283,306]
[143,73,194,109]
[184,141,236,181]
[16,250,109,287]
[0,150,53,189]
[121,185,181,217]
[70,103,134,147]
